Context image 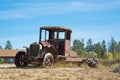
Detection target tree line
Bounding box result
[72,37,120,59]
[0,40,12,50]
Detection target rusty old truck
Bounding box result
[15,26,73,67]
[15,26,98,67]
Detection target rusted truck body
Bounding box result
[15,26,98,67]
[15,26,72,67]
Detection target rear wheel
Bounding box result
[15,52,27,67]
[42,53,54,67]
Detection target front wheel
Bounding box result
[42,53,54,67]
[15,52,27,67]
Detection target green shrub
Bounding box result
[101,59,113,66]
[103,52,113,60]
[112,52,119,59]
[85,52,97,58]
[0,58,3,64]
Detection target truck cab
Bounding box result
[39,26,72,56]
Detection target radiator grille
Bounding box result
[30,43,39,57]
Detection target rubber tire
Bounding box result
[42,53,54,68]
[15,52,27,67]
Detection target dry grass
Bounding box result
[0,67,119,80]
[0,50,119,79]
[0,62,120,80]
[53,61,79,68]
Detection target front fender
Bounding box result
[39,43,58,60]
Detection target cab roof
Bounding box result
[40,26,72,32]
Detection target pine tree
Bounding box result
[86,38,94,52]
[5,40,12,50]
[101,40,107,58]
[117,42,120,54]
[94,42,102,58]
[72,39,84,57]
[0,45,2,49]
[108,37,117,53]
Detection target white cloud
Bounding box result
[0,10,27,19]
[0,1,120,19]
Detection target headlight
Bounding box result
[39,44,42,50]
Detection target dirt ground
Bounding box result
[0,64,120,80]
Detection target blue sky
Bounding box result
[0,0,120,49]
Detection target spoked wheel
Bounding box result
[15,52,27,67]
[42,53,54,68]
